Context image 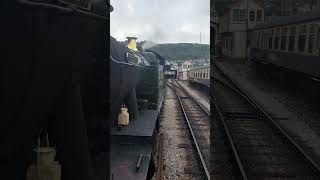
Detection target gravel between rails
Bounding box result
[160,86,183,180]
[178,80,210,112]
[161,85,208,179]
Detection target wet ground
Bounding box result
[214,58,320,164]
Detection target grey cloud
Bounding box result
[110,0,210,44]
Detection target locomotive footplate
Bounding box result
[110,110,159,180]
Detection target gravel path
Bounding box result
[214,58,320,164]
[160,86,185,180]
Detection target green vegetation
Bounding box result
[147,43,210,61]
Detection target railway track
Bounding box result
[211,62,320,179]
[167,79,210,180]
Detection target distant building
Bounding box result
[217,0,265,58]
[178,60,192,80]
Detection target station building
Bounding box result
[217,0,265,58]
[178,60,193,80]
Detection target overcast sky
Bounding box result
[110,0,210,44]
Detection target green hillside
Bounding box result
[147,43,210,60]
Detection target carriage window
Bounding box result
[256,32,259,47]
[262,32,264,48]
[258,32,262,48]
[264,31,268,48]
[249,10,255,22]
[257,10,263,22]
[308,24,315,53]
[298,25,306,52]
[281,27,288,50]
[269,30,273,49]
[288,26,296,51]
[274,28,280,49]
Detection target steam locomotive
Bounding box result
[2,1,165,179]
[110,36,165,179]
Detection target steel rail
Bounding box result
[167,82,210,180]
[174,80,210,116]
[212,61,320,175]
[210,82,249,180]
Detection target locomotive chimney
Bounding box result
[126,37,138,51]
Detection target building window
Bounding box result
[288,26,296,51]
[298,25,306,52]
[240,9,247,22]
[281,27,288,50]
[232,9,246,22]
[309,24,315,53]
[256,10,263,22]
[249,10,255,22]
[232,9,240,22]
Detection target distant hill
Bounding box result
[146,43,210,61]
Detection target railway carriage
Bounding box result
[187,66,210,87]
[249,8,320,81]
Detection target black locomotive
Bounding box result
[1,0,108,179]
[1,1,165,179]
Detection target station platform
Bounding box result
[110,110,159,180]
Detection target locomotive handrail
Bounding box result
[109,55,146,69]
[17,0,109,21]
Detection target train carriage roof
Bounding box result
[189,65,210,71]
[253,7,320,30]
